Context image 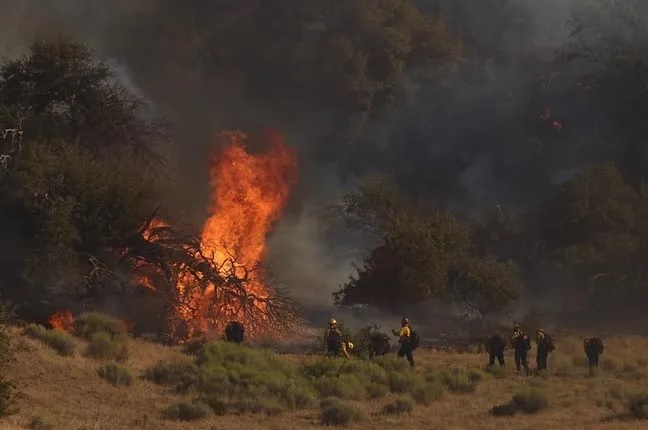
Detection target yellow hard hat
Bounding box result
[347,342,354,350]
[329,318,337,325]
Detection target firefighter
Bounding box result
[392,317,415,367]
[486,333,507,366]
[535,328,555,371]
[584,337,605,371]
[224,320,244,343]
[324,319,349,358]
[511,324,531,376]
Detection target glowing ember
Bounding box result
[170,129,297,340]
[48,310,73,331]
[540,107,563,132]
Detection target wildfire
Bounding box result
[141,129,298,341]
[48,310,73,331]
[49,129,299,343]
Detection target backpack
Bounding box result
[326,328,342,350]
[545,335,555,352]
[225,321,244,343]
[409,329,420,350]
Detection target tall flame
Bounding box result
[173,129,298,339]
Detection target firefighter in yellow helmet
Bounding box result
[324,318,349,358]
[392,317,415,367]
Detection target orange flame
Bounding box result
[48,310,73,331]
[134,129,296,341]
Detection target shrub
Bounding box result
[86,331,128,361]
[313,374,366,400]
[24,324,76,356]
[72,312,128,340]
[163,401,212,421]
[366,382,389,399]
[491,388,549,417]
[485,365,510,379]
[411,381,444,405]
[199,395,228,415]
[319,397,362,426]
[388,371,422,393]
[97,363,133,386]
[352,324,392,359]
[144,360,202,393]
[436,368,480,393]
[626,391,648,419]
[512,388,549,414]
[229,398,285,416]
[382,397,414,415]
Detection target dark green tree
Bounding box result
[0,37,165,314]
[332,175,520,316]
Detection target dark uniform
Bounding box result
[511,324,531,375]
[584,337,605,370]
[535,329,554,371]
[486,334,506,366]
[325,319,349,358]
[224,321,244,343]
[392,318,414,367]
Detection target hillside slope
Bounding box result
[2,328,648,429]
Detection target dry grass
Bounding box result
[2,328,648,429]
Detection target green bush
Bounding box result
[229,398,285,416]
[97,363,133,386]
[86,331,129,361]
[436,368,480,393]
[388,371,423,393]
[411,381,444,405]
[366,382,389,399]
[148,342,318,411]
[163,401,212,421]
[143,360,202,393]
[382,397,414,415]
[485,365,510,379]
[72,312,127,340]
[352,324,392,359]
[319,397,363,426]
[626,391,648,419]
[24,324,76,356]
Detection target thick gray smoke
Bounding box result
[0,0,638,323]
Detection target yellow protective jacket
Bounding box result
[398,325,411,344]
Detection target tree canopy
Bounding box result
[332,176,521,317]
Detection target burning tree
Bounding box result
[117,130,303,343]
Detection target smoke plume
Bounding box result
[0,0,642,326]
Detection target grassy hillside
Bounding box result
[2,319,648,429]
